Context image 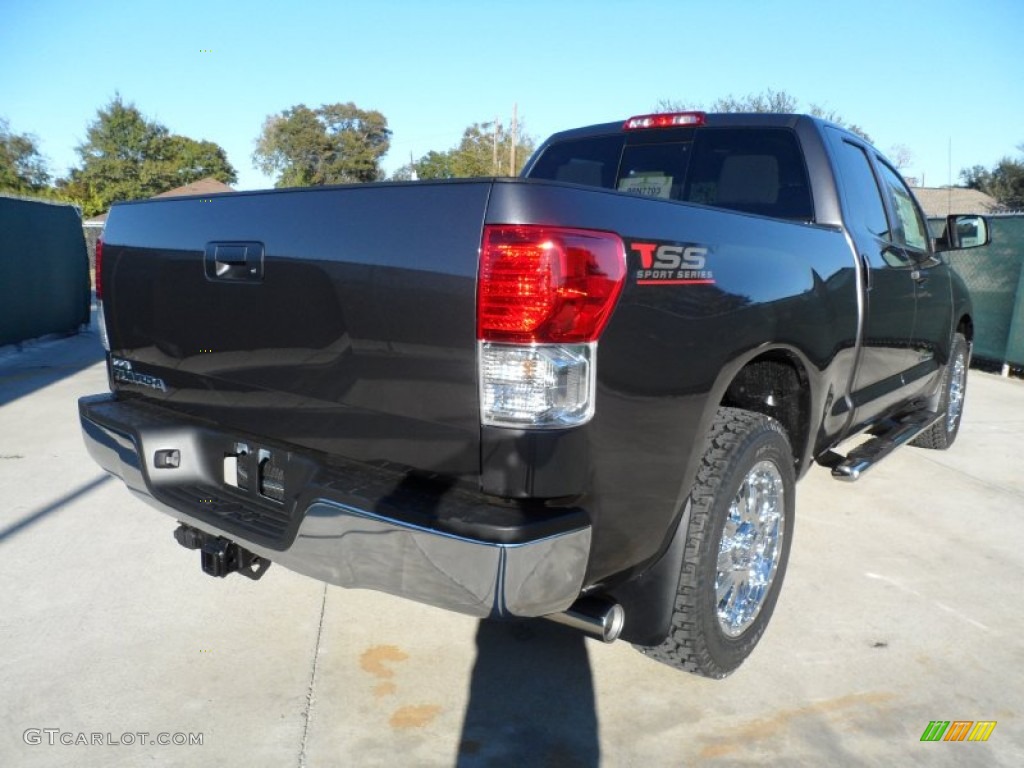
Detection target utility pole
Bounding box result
[510,103,518,176]
[493,116,500,176]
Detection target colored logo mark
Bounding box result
[920,720,996,742]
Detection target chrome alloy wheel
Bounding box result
[715,460,786,637]
[946,352,967,433]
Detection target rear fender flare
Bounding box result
[612,342,817,645]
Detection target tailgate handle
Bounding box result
[205,242,264,282]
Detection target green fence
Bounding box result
[0,196,90,347]
[935,214,1024,368]
[1008,251,1024,367]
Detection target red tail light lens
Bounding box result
[478,225,626,343]
[94,236,104,299]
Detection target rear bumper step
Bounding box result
[79,394,591,619]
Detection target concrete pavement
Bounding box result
[1,325,1022,767]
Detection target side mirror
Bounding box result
[935,214,991,252]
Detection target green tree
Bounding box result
[961,146,1024,209]
[960,165,991,191]
[711,88,798,113]
[411,150,456,179]
[411,120,535,180]
[389,163,417,181]
[0,117,51,194]
[806,105,873,144]
[149,135,237,190]
[62,95,237,216]
[253,103,391,187]
[656,89,873,142]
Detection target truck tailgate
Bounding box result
[101,181,490,482]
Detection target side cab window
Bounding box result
[828,128,932,268]
[830,136,890,241]
[875,161,930,253]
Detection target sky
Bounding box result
[2,0,1022,192]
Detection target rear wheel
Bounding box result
[636,408,795,678]
[911,332,969,450]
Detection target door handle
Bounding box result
[204,242,264,282]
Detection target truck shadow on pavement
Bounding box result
[0,475,110,543]
[371,473,601,766]
[457,618,600,767]
[0,324,104,408]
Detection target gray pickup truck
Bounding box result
[80,111,989,677]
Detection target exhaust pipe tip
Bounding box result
[545,597,625,643]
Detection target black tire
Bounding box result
[635,407,795,679]
[910,332,969,450]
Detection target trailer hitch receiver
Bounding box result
[173,524,271,580]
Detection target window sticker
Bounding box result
[618,174,672,199]
[687,182,717,204]
[893,191,927,250]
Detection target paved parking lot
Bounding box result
[1,325,1022,767]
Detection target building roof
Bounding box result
[152,177,235,198]
[910,187,1001,218]
[82,177,235,225]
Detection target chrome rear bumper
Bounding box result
[79,395,590,618]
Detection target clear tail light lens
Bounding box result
[480,342,594,428]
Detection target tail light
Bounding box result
[624,112,706,130]
[95,235,110,351]
[94,236,104,300]
[477,225,626,428]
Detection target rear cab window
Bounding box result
[527,126,814,222]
